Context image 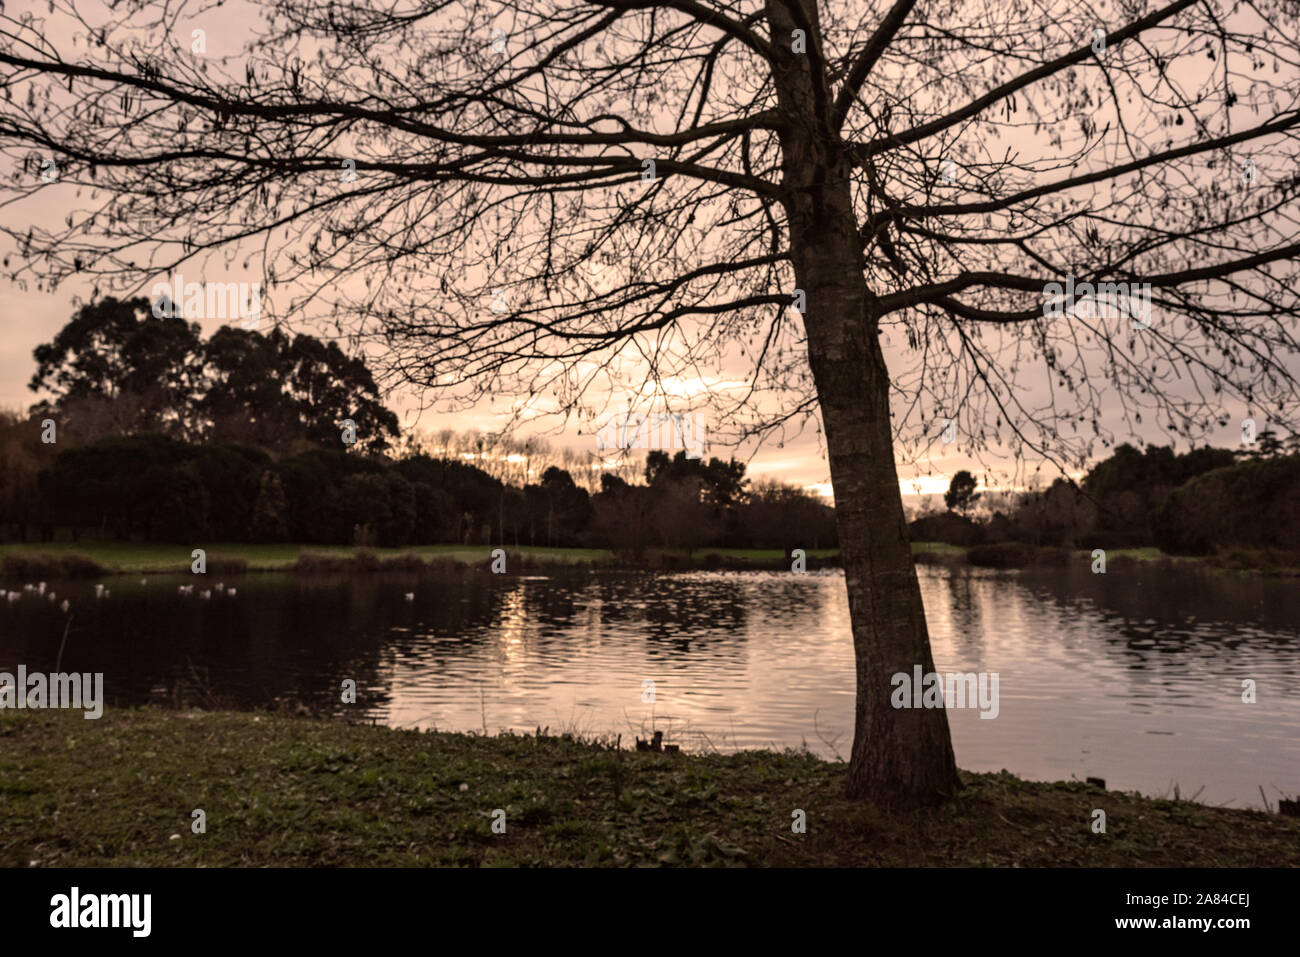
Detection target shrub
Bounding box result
[205,556,249,575]
[290,548,435,574]
[907,512,985,547]
[1034,546,1072,567]
[380,552,428,572]
[967,543,1032,568]
[1,553,106,579]
[1153,455,1300,554]
[291,550,355,574]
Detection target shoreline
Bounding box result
[3,540,1298,578]
[2,707,1296,867]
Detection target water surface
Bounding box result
[2,564,1296,808]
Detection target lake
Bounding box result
[2,564,1296,808]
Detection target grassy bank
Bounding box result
[916,542,1300,576]
[0,541,840,576]
[2,540,1295,578]
[0,542,604,574]
[1,709,1295,867]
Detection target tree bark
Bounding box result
[769,0,961,806]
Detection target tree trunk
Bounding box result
[811,297,961,806]
[769,0,961,806]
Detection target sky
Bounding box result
[1,218,1270,506]
[0,279,878,496]
[1,0,1292,505]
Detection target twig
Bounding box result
[996,812,1030,833]
[1258,785,1272,814]
[812,709,845,761]
[394,712,440,730]
[695,728,721,754]
[53,615,73,673]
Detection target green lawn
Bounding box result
[0,541,846,573]
[1105,547,1182,562]
[1,708,1294,867]
[910,541,968,555]
[0,541,611,573]
[685,547,839,560]
[6,540,1283,576]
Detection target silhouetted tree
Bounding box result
[0,410,59,541]
[944,470,979,515]
[394,454,503,544]
[525,466,593,547]
[588,475,657,556]
[202,327,399,454]
[1154,454,1300,554]
[7,0,1300,804]
[29,300,399,454]
[1082,442,1236,543]
[29,297,204,440]
[739,480,838,551]
[249,469,290,542]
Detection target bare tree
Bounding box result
[3,0,1299,804]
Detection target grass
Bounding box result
[1100,546,1300,576]
[0,552,107,579]
[1,708,1295,867]
[911,541,970,565]
[911,541,968,555]
[0,542,839,575]
[1104,547,1169,562]
[0,542,610,574]
[686,547,839,560]
[2,540,1294,577]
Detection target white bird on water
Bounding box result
[60,600,70,613]
[37,582,46,595]
[94,584,105,598]
[215,582,224,593]
[200,590,211,600]
[404,592,415,602]
[227,588,237,597]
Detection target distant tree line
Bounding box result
[0,423,838,551]
[915,435,1300,554]
[22,298,1284,556]
[1,298,836,550]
